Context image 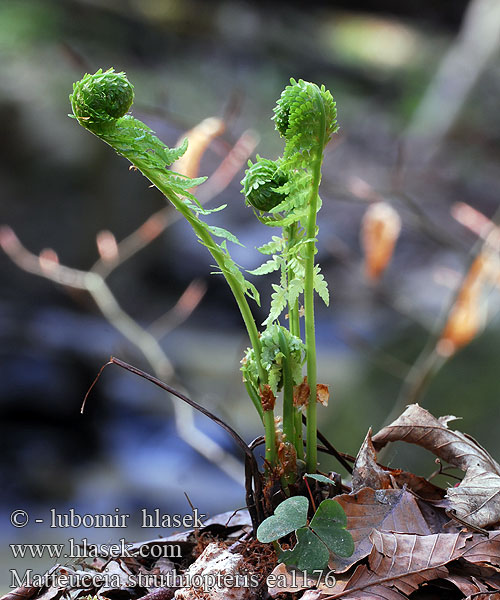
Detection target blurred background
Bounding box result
[1,0,500,589]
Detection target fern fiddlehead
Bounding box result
[70,68,278,466]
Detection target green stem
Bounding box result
[304,89,326,474]
[278,328,295,446]
[263,408,277,467]
[294,410,303,461]
[285,223,303,460]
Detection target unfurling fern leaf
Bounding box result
[241,157,288,212]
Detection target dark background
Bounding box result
[1,0,500,589]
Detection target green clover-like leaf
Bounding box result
[310,499,354,558]
[279,527,329,571]
[256,496,309,543]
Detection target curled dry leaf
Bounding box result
[333,487,434,573]
[372,404,500,475]
[447,466,500,529]
[372,404,500,528]
[353,428,445,501]
[351,428,392,493]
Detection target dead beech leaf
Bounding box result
[448,466,500,529]
[461,530,500,567]
[333,487,433,573]
[353,429,446,501]
[444,572,484,596]
[351,428,392,492]
[334,563,408,599]
[328,530,466,599]
[372,404,500,475]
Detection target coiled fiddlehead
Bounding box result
[273,77,337,156]
[70,68,134,128]
[241,157,288,212]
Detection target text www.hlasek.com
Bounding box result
[10,539,180,560]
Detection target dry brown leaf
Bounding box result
[445,572,484,596]
[461,530,500,567]
[351,429,392,493]
[451,559,500,590]
[448,466,500,528]
[333,487,434,573]
[332,563,408,599]
[352,427,445,501]
[373,404,500,528]
[372,404,500,475]
[327,530,466,598]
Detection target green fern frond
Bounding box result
[257,236,285,255]
[313,264,329,306]
[247,255,283,276]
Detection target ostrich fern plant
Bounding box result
[70,69,336,483]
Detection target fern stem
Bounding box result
[286,224,301,339]
[286,223,303,459]
[263,408,277,467]
[278,328,295,448]
[304,89,327,474]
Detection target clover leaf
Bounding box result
[256,495,354,571]
[256,496,308,543]
[279,527,329,571]
[310,499,355,558]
